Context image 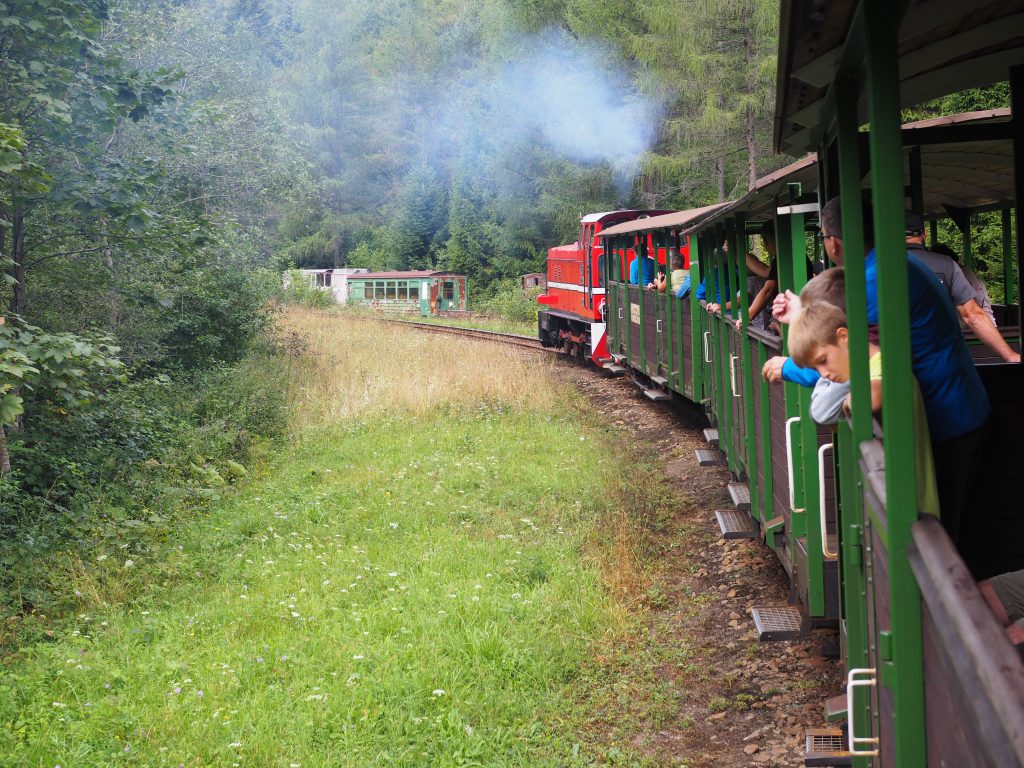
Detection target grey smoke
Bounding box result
[488,32,664,182]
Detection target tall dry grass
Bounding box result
[276,308,562,434]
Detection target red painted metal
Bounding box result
[537,210,674,363]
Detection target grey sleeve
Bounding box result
[947,261,978,307]
[809,379,851,425]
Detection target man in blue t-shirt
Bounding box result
[772,197,990,545]
[628,255,655,286]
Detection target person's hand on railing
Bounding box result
[706,302,720,315]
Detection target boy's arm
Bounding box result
[781,357,821,387]
[810,379,850,425]
[870,379,883,412]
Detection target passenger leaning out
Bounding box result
[772,197,989,545]
[788,300,940,518]
[904,210,1018,363]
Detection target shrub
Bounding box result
[280,269,335,309]
[475,278,541,324]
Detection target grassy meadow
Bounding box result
[0,309,646,767]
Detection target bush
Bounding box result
[0,354,290,617]
[281,269,335,309]
[475,278,541,324]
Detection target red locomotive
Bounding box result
[537,210,677,364]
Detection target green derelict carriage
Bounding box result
[346,271,467,316]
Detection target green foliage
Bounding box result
[281,269,335,309]
[0,318,125,427]
[475,278,541,325]
[0,355,289,615]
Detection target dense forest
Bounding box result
[0,0,1011,618]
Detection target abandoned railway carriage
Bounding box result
[537,210,673,363]
[346,271,467,316]
[544,0,1024,763]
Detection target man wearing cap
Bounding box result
[905,210,1019,363]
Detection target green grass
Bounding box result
[0,405,625,767]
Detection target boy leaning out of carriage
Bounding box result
[787,300,940,518]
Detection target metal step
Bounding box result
[763,515,786,549]
[703,427,719,447]
[727,482,751,511]
[650,375,669,386]
[643,388,672,402]
[603,363,627,374]
[751,604,808,641]
[824,694,847,723]
[804,727,852,766]
[695,448,727,467]
[715,509,760,539]
[611,353,625,363]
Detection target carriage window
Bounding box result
[443,282,455,300]
[409,283,419,300]
[314,272,331,288]
[397,282,407,299]
[375,281,385,299]
[386,281,396,299]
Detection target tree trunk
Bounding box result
[744,17,758,191]
[8,206,26,316]
[0,425,10,478]
[717,93,727,202]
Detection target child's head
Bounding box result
[788,301,850,382]
[799,267,845,310]
[669,250,684,270]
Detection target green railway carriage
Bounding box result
[345,271,467,316]
[775,0,1024,764]
[600,69,1023,768]
[593,0,1023,761]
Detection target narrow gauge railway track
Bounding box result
[379,317,547,352]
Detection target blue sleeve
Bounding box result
[782,357,821,387]
[696,278,706,300]
[629,259,638,285]
[675,275,691,298]
[865,259,878,325]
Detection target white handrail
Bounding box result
[703,331,711,363]
[730,355,740,398]
[818,443,837,559]
[618,307,624,319]
[785,416,802,512]
[656,319,663,333]
[847,668,880,757]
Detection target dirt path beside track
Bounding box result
[556,361,841,768]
